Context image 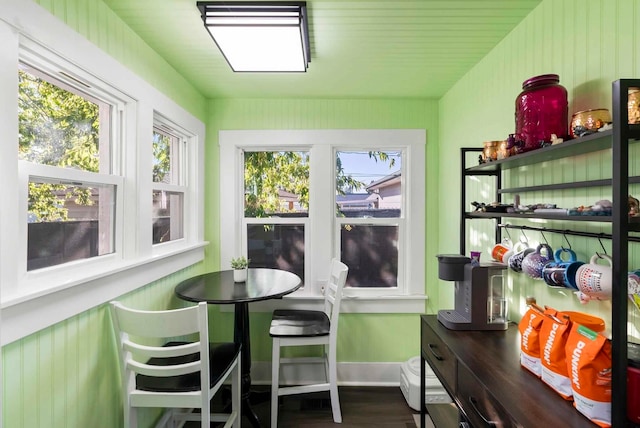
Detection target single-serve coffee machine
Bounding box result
[436,254,508,331]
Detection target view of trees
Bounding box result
[244,150,395,217]
[20,66,396,223]
[18,69,99,221]
[152,131,172,183]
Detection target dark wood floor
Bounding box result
[190,386,419,427]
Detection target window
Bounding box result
[152,118,188,245]
[220,130,425,310]
[336,151,402,288]
[1,12,206,344]
[243,150,309,281]
[18,59,121,271]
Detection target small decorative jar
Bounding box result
[629,89,640,124]
[497,140,509,159]
[482,141,499,162]
[514,74,568,153]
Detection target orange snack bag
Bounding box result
[539,313,573,399]
[518,305,554,377]
[565,323,612,427]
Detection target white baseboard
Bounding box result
[250,361,403,386]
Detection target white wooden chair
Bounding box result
[110,301,241,428]
[269,258,349,427]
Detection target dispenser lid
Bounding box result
[436,254,471,263]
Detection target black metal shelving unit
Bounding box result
[460,79,640,427]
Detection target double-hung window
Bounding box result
[152,117,188,245]
[219,130,425,312]
[17,49,126,278]
[1,12,205,344]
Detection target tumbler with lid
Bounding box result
[514,74,568,153]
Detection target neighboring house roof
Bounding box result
[278,189,299,202]
[336,193,378,207]
[366,171,401,192]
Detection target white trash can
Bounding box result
[400,356,452,411]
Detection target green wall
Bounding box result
[438,0,640,332]
[206,98,441,362]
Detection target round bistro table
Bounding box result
[174,268,302,427]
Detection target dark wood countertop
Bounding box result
[421,315,596,427]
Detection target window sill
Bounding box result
[1,242,207,345]
[239,293,428,313]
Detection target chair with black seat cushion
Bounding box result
[110,301,241,428]
[270,258,349,426]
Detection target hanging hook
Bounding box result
[562,232,572,251]
[504,227,513,242]
[540,230,550,246]
[597,234,608,257]
[520,228,529,244]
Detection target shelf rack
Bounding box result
[459,79,640,427]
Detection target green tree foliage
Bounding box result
[244,151,310,217]
[153,131,171,183]
[18,69,99,221]
[244,150,395,217]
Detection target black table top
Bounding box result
[174,268,302,304]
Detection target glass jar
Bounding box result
[514,74,568,153]
[629,89,640,124]
[497,140,509,159]
[482,141,499,162]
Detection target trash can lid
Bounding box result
[406,356,436,378]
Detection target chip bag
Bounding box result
[565,323,612,427]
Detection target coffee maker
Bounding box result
[436,254,508,331]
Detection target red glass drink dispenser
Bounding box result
[629,342,640,424]
[514,74,568,153]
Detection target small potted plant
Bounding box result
[231,256,250,282]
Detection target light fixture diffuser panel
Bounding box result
[208,26,306,72]
[198,1,310,73]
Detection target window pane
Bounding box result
[247,224,304,281]
[18,65,111,173]
[152,191,184,244]
[27,180,115,270]
[336,151,402,218]
[244,151,309,218]
[153,129,179,184]
[341,224,398,288]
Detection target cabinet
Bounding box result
[420,315,594,427]
[445,79,640,427]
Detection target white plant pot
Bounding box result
[233,268,247,283]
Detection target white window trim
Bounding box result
[219,129,426,313]
[0,1,206,345]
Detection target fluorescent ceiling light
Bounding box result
[197,2,311,72]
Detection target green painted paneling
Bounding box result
[439,0,640,333]
[32,0,207,121]
[2,266,203,428]
[206,97,440,360]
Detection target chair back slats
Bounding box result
[110,301,210,392]
[112,303,200,338]
[123,340,201,359]
[323,259,348,329]
[126,359,201,378]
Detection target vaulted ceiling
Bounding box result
[103,0,541,99]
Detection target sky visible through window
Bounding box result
[338,151,401,187]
